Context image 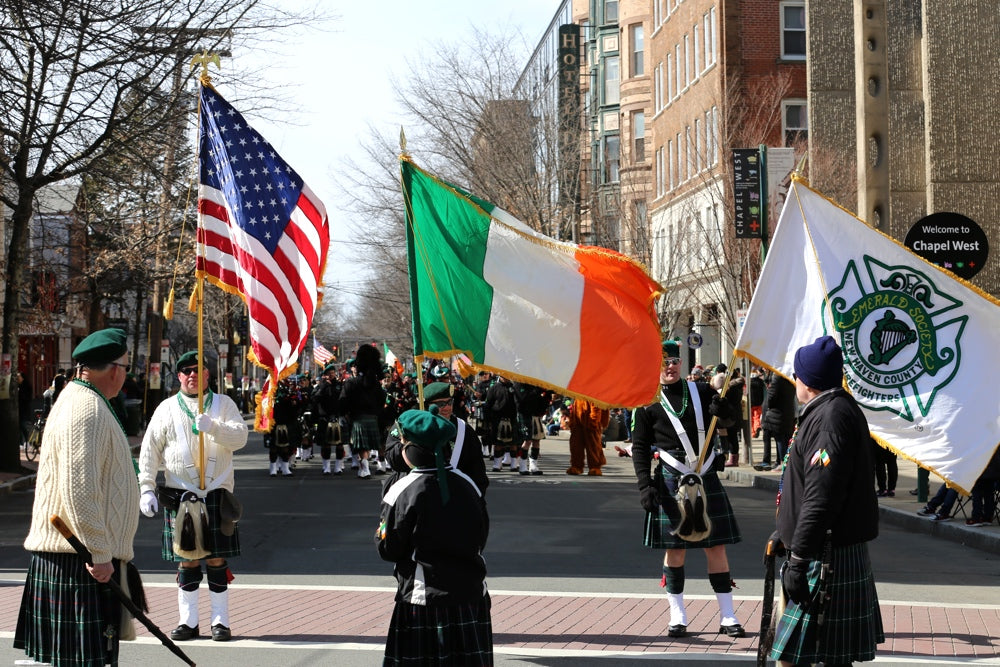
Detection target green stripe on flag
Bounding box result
[402,160,495,360]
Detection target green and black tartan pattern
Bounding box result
[642,470,741,549]
[349,414,382,452]
[161,488,241,561]
[14,551,121,667]
[383,595,493,666]
[770,541,884,664]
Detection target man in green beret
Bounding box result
[383,381,488,496]
[15,328,141,666]
[376,409,492,665]
[136,350,248,642]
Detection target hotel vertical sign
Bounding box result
[558,24,581,209]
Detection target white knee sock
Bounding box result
[716,592,739,626]
[666,592,687,626]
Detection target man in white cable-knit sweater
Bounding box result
[15,328,140,667]
[137,350,247,642]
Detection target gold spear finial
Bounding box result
[190,50,222,85]
[400,127,407,154]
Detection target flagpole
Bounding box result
[399,126,426,410]
[191,52,219,491]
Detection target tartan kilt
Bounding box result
[517,415,546,441]
[770,542,884,664]
[384,594,493,666]
[14,551,121,667]
[349,414,382,453]
[161,488,241,561]
[642,469,741,549]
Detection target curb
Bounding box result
[1,439,145,497]
[724,468,1000,556]
[0,472,37,495]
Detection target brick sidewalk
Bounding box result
[3,582,997,660]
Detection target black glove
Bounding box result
[764,530,787,563]
[709,394,730,418]
[781,556,813,606]
[639,485,661,513]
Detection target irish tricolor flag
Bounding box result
[401,158,663,408]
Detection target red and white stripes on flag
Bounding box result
[197,84,330,430]
[314,336,335,367]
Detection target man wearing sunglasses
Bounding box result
[630,339,745,639]
[137,350,248,642]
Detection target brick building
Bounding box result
[517,0,807,364]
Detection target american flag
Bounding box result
[314,335,334,367]
[197,85,330,430]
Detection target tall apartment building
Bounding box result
[517,1,806,363]
[646,0,806,363]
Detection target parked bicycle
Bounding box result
[24,409,45,462]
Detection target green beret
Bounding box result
[73,328,127,365]
[397,409,456,450]
[176,351,199,368]
[322,361,338,374]
[662,339,680,357]
[424,382,454,403]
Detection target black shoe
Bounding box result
[719,623,746,637]
[170,624,199,641]
[667,624,687,638]
[211,624,232,641]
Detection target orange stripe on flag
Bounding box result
[569,248,662,407]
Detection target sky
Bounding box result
[218,1,563,309]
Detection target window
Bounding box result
[693,24,701,76]
[633,111,645,161]
[653,63,662,112]
[711,106,719,164]
[666,53,673,101]
[635,200,648,237]
[675,44,682,94]
[656,147,664,196]
[667,139,674,189]
[604,0,618,23]
[685,125,693,180]
[604,134,620,182]
[781,2,806,59]
[783,99,808,144]
[695,117,703,172]
[604,55,620,105]
[684,34,690,87]
[704,10,716,67]
[705,109,715,166]
[675,131,682,182]
[630,24,644,76]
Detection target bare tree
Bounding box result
[653,72,802,349]
[334,26,581,361]
[0,0,321,471]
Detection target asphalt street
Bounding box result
[1,428,998,665]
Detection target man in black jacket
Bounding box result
[312,362,344,475]
[770,336,884,666]
[631,340,745,639]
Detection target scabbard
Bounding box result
[757,540,778,666]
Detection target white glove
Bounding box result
[139,490,158,518]
[195,413,216,435]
